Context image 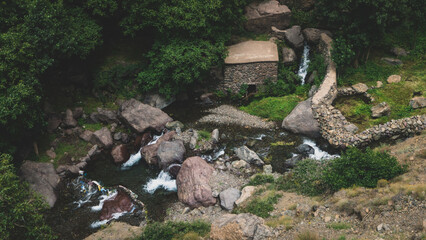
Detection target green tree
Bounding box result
[0,153,56,239]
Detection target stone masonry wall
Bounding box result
[220,62,277,92]
[310,33,425,148]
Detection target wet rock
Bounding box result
[352,83,369,93]
[91,127,113,149]
[244,0,291,33]
[141,131,176,165]
[235,186,257,206]
[382,57,403,66]
[211,129,220,143]
[79,130,93,142]
[387,74,402,83]
[234,146,264,166]
[284,25,304,49]
[282,47,297,65]
[20,161,60,208]
[84,222,143,240]
[210,213,273,240]
[157,140,186,170]
[176,156,216,208]
[88,144,100,159]
[371,102,391,118]
[391,47,407,57]
[100,190,134,221]
[111,144,130,164]
[282,98,320,138]
[144,93,175,109]
[165,121,184,131]
[119,98,173,133]
[166,163,181,178]
[409,97,426,109]
[283,154,303,169]
[296,144,314,155]
[63,109,77,128]
[220,188,241,211]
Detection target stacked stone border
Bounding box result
[311,34,426,148]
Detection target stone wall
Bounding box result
[220,62,278,92]
[309,33,426,148]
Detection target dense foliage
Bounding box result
[0,154,55,240]
[140,220,210,240]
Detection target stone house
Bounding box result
[219,41,279,93]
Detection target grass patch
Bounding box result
[327,222,351,230]
[37,139,91,166]
[248,174,275,186]
[197,130,211,141]
[240,95,301,121]
[266,216,293,229]
[140,220,210,240]
[233,190,281,218]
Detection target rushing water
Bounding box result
[297,42,311,85]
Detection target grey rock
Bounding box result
[387,74,402,83]
[371,102,391,118]
[352,83,369,93]
[189,131,198,150]
[232,160,250,169]
[165,121,184,130]
[235,186,257,206]
[111,144,130,164]
[119,98,173,133]
[344,123,359,133]
[409,97,426,109]
[219,188,241,211]
[282,47,297,65]
[20,161,60,208]
[381,57,403,66]
[283,154,303,169]
[79,130,93,142]
[157,140,186,170]
[73,107,84,119]
[56,164,81,176]
[308,85,318,97]
[90,107,118,124]
[144,93,175,109]
[91,127,113,148]
[87,145,100,158]
[282,98,320,138]
[113,132,122,141]
[302,28,322,45]
[263,164,273,174]
[234,146,264,166]
[296,144,314,155]
[284,25,304,49]
[64,109,77,128]
[377,223,391,232]
[211,129,220,143]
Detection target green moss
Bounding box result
[240,95,301,121]
[197,130,211,141]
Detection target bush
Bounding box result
[248,174,275,186]
[332,37,355,71]
[323,147,406,192]
[141,220,210,240]
[0,154,55,240]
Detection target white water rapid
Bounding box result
[121,132,164,170]
[302,138,339,160]
[297,42,311,85]
[143,170,177,194]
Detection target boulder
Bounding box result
[232,160,250,169]
[91,127,113,148]
[296,144,314,155]
[210,213,273,240]
[141,131,176,165]
[302,28,322,45]
[100,190,134,221]
[90,107,118,124]
[234,146,264,166]
[63,109,77,128]
[381,57,403,66]
[371,102,391,118]
[20,161,60,208]
[391,47,407,57]
[144,93,175,109]
[157,140,186,170]
[235,186,257,206]
[351,83,369,93]
[119,98,173,133]
[84,222,143,240]
[282,98,320,138]
[387,74,402,84]
[244,0,291,33]
[219,188,241,211]
[211,129,220,143]
[111,144,130,164]
[409,97,426,109]
[135,132,153,148]
[176,156,216,208]
[284,25,304,49]
[79,130,93,142]
[282,47,297,65]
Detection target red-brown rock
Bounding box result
[176,157,216,208]
[111,144,130,164]
[100,190,134,221]
[141,131,176,165]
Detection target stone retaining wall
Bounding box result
[310,34,426,148]
[220,62,278,92]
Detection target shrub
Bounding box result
[141,220,210,240]
[0,154,56,240]
[323,147,406,192]
[248,174,275,186]
[332,37,355,71]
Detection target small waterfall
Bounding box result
[302,138,339,160]
[121,132,165,170]
[143,170,177,194]
[297,42,311,85]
